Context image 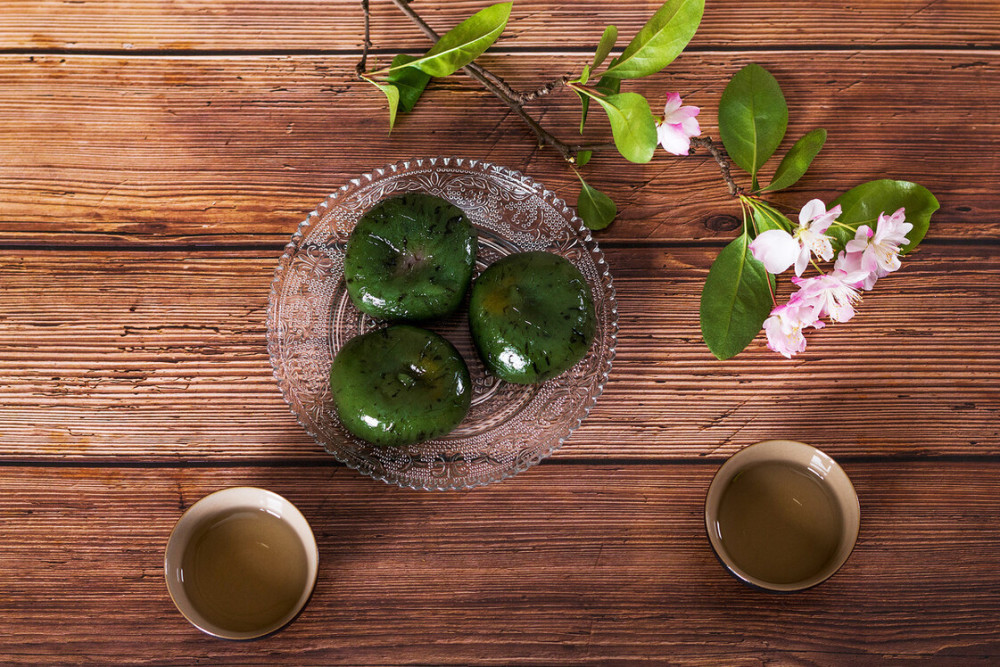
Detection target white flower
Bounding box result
[749,199,841,276]
[749,228,801,275]
[656,92,700,156]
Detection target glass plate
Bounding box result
[267,157,617,490]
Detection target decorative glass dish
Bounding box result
[267,157,617,490]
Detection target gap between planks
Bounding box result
[2,453,998,469]
[2,45,1000,58]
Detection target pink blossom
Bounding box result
[790,269,867,324]
[763,300,825,359]
[834,207,912,290]
[656,92,700,156]
[749,199,841,277]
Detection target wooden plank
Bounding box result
[2,245,997,461]
[2,0,998,51]
[1,463,998,663]
[0,51,996,245]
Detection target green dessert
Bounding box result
[329,325,472,446]
[469,251,596,384]
[344,193,477,321]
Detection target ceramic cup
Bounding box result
[705,440,860,592]
[164,487,319,639]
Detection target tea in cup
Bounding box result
[164,487,319,639]
[705,440,860,592]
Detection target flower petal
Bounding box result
[860,247,880,275]
[794,243,811,277]
[662,92,682,116]
[799,199,827,226]
[678,115,701,137]
[750,229,800,275]
[666,106,700,123]
[810,204,842,234]
[656,123,692,155]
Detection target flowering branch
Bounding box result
[518,76,571,104]
[384,0,584,161]
[700,64,939,360]
[360,1,729,175]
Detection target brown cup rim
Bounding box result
[704,440,860,592]
[163,486,319,639]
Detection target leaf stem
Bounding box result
[742,198,779,307]
[568,82,604,101]
[745,196,795,232]
[830,219,862,231]
[745,198,760,236]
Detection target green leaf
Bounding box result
[762,128,827,192]
[601,0,705,80]
[718,63,788,179]
[578,73,620,134]
[387,54,431,113]
[830,179,939,254]
[746,198,794,238]
[369,81,400,131]
[589,91,658,163]
[579,63,591,85]
[575,174,617,230]
[700,234,775,360]
[575,150,593,167]
[592,25,618,71]
[404,2,512,78]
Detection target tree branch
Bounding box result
[388,0,522,102]
[518,76,570,104]
[355,0,372,78]
[690,136,740,197]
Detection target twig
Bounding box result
[518,76,570,104]
[690,136,740,197]
[572,142,617,152]
[388,0,522,101]
[355,0,372,78]
[386,0,585,161]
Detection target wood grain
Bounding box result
[2,245,997,461]
[0,52,996,245]
[2,0,998,51]
[2,1,999,662]
[1,464,997,664]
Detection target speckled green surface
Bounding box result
[329,325,472,446]
[344,193,476,321]
[469,251,596,384]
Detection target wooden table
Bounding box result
[2,1,999,663]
